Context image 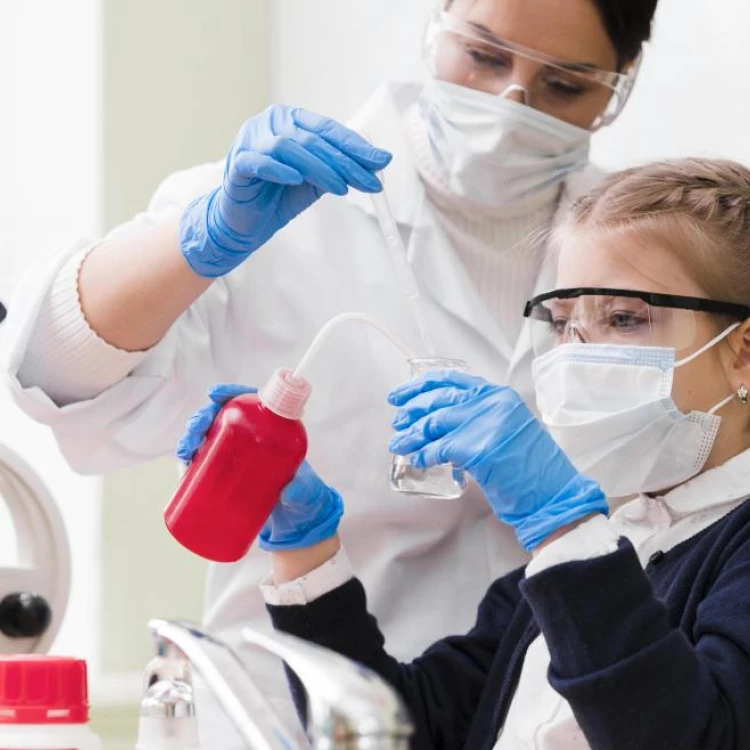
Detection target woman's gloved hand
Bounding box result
[180,105,393,278]
[176,384,343,551]
[388,371,607,551]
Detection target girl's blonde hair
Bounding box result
[559,158,750,307]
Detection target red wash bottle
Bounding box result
[165,369,311,562]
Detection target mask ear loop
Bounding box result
[676,322,746,415]
[708,391,738,416]
[674,322,741,368]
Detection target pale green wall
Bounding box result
[89,702,142,750]
[103,0,270,228]
[99,0,269,712]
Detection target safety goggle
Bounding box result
[423,8,640,128]
[0,301,6,325]
[524,288,750,357]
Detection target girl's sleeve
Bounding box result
[521,537,750,750]
[267,567,525,750]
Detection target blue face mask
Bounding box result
[417,79,591,208]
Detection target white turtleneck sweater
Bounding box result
[405,104,558,350]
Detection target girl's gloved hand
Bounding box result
[176,383,344,552]
[388,371,607,551]
[176,383,256,463]
[180,104,392,278]
[259,460,343,552]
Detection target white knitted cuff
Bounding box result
[17,246,150,405]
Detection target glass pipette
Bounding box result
[369,181,435,357]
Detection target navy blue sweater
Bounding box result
[268,499,750,750]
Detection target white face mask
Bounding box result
[417,79,591,208]
[532,324,740,498]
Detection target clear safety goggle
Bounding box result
[524,288,750,358]
[423,8,640,129]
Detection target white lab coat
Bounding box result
[2,82,603,747]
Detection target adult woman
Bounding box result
[182,158,750,748]
[3,0,658,741]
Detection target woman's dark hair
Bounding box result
[591,0,659,66]
[445,0,659,67]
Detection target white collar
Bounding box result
[659,447,750,517]
[612,448,750,559]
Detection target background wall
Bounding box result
[270,0,431,118]
[591,0,750,169]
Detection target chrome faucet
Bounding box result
[138,619,413,749]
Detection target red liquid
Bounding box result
[165,394,307,563]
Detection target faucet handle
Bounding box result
[143,635,192,690]
[136,679,200,750]
[147,619,298,750]
[242,627,413,748]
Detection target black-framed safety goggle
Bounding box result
[524,287,750,322]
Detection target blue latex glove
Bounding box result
[176,384,343,551]
[175,383,256,463]
[258,460,343,553]
[388,372,607,551]
[180,105,393,278]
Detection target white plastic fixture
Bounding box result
[0,444,71,654]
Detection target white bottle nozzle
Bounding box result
[263,314,419,420]
[292,312,417,382]
[260,369,312,420]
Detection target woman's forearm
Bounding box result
[78,217,212,352]
[270,535,342,585]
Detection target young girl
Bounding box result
[180,157,750,749]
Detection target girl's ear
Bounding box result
[728,319,750,392]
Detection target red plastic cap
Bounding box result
[0,656,89,724]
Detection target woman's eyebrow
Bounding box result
[465,20,601,72]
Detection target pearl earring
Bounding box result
[739,384,749,406]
